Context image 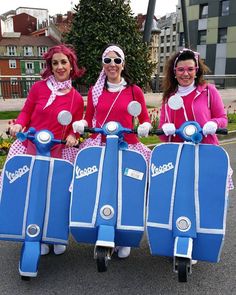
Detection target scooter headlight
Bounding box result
[183,125,197,137]
[176,216,191,232]
[105,122,118,134]
[26,224,40,237]
[37,131,51,144]
[100,205,114,220]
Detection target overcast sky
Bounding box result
[0,0,178,17]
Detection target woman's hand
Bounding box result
[72,119,88,134]
[9,124,23,137]
[65,134,78,147]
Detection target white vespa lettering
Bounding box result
[151,162,174,177]
[75,165,98,179]
[5,165,30,183]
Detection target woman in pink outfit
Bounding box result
[159,48,234,190]
[73,44,152,259]
[5,44,85,256]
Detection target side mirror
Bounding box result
[168,94,184,110]
[127,101,142,117]
[57,110,72,126]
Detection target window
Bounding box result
[7,46,16,56]
[24,46,33,56]
[166,35,170,43]
[25,62,34,74]
[200,4,208,19]
[9,60,16,68]
[10,78,18,85]
[198,30,207,45]
[160,36,164,43]
[179,32,185,47]
[39,61,46,71]
[38,46,48,56]
[218,28,227,43]
[220,0,229,16]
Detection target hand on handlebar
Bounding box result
[9,124,23,137]
[202,121,217,136]
[137,122,152,138]
[65,134,79,147]
[72,119,88,135]
[162,123,176,136]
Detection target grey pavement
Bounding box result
[0,88,236,138]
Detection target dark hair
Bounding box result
[41,44,85,80]
[162,49,210,102]
[101,43,133,88]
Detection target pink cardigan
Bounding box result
[158,83,227,145]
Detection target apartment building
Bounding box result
[178,0,236,85]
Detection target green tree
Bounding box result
[64,0,155,89]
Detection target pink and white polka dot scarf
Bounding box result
[44,75,72,109]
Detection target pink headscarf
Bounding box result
[92,45,125,107]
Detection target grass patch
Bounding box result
[0,155,6,169]
[0,111,20,120]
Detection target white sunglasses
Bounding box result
[102,57,123,65]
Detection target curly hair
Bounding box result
[41,44,85,80]
[162,49,210,103]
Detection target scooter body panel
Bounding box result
[70,145,147,247]
[0,155,73,244]
[147,142,229,262]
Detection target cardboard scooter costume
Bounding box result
[70,102,148,272]
[0,111,73,279]
[146,95,229,282]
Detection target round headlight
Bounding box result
[37,131,51,143]
[106,122,118,133]
[176,216,191,232]
[183,125,197,137]
[100,205,114,220]
[26,224,40,237]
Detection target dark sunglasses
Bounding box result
[102,57,123,65]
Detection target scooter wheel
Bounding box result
[96,247,109,272]
[21,276,31,281]
[177,257,188,282]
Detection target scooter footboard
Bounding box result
[147,143,229,261]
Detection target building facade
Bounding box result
[178,0,236,85]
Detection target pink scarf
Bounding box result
[44,75,72,109]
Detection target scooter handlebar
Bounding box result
[216,128,228,135]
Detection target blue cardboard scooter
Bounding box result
[70,102,148,272]
[146,95,229,282]
[0,111,73,279]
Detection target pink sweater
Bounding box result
[158,83,227,145]
[84,85,150,144]
[16,80,84,140]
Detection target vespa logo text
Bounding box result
[5,165,30,183]
[75,165,98,179]
[151,162,174,177]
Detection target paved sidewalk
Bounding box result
[0,88,236,138]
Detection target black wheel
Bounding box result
[96,247,109,272]
[177,258,188,282]
[21,276,31,281]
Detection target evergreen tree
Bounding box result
[64,0,155,89]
